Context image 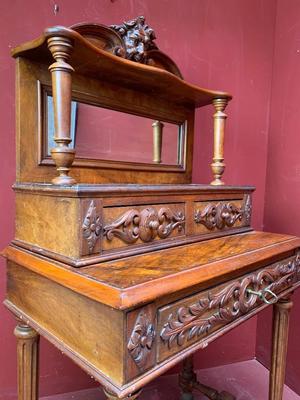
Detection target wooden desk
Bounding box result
[4,229,300,400]
[3,16,298,400]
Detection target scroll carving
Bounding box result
[160,255,300,348]
[127,311,155,368]
[104,207,185,244]
[194,199,251,230]
[110,16,158,63]
[82,201,102,253]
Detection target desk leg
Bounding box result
[14,322,39,400]
[103,388,142,399]
[269,296,293,400]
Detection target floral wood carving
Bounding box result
[194,200,251,230]
[110,16,158,63]
[127,311,156,368]
[160,254,300,348]
[243,194,252,226]
[103,207,185,244]
[82,201,102,253]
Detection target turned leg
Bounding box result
[103,388,142,399]
[14,322,39,400]
[179,355,235,400]
[269,296,293,400]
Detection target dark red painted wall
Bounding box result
[256,0,300,395]
[0,1,277,398]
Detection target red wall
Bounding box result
[256,0,300,395]
[0,1,277,398]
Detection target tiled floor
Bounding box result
[42,360,299,400]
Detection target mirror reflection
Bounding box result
[46,96,184,166]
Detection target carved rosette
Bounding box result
[103,207,185,244]
[128,311,156,368]
[160,255,300,348]
[110,16,158,63]
[82,201,102,253]
[194,199,251,231]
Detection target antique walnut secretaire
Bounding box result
[2,16,300,400]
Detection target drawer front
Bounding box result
[157,254,300,362]
[193,195,251,235]
[102,203,185,251]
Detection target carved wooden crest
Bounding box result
[127,310,156,368]
[110,16,158,63]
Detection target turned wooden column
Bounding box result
[152,120,164,163]
[103,388,142,399]
[211,98,228,186]
[14,322,39,400]
[47,35,76,185]
[269,296,293,400]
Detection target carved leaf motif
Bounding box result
[103,207,185,244]
[127,311,156,368]
[82,201,102,253]
[110,16,158,63]
[194,200,250,231]
[160,255,300,348]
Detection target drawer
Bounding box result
[157,254,299,362]
[193,195,251,234]
[102,203,185,251]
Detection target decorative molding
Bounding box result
[82,201,102,253]
[110,16,158,63]
[104,207,185,244]
[194,200,250,230]
[160,255,300,348]
[127,311,156,368]
[243,194,252,226]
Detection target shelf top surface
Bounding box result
[4,231,300,309]
[12,25,232,108]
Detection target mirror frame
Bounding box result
[38,83,188,172]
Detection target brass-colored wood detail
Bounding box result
[104,388,142,400]
[152,121,164,163]
[160,255,300,349]
[14,322,39,400]
[110,16,157,63]
[211,98,228,186]
[127,310,156,369]
[82,200,102,253]
[47,36,76,185]
[179,356,235,400]
[104,207,185,244]
[194,202,244,230]
[269,296,293,400]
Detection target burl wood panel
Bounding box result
[15,192,81,259]
[7,261,125,385]
[157,255,300,362]
[5,232,300,310]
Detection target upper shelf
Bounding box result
[12,17,232,108]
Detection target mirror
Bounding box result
[46,95,185,167]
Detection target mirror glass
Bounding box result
[46,95,184,166]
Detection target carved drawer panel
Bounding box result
[102,203,185,251]
[157,254,300,362]
[193,195,251,234]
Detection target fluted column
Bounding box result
[14,323,39,400]
[269,296,293,400]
